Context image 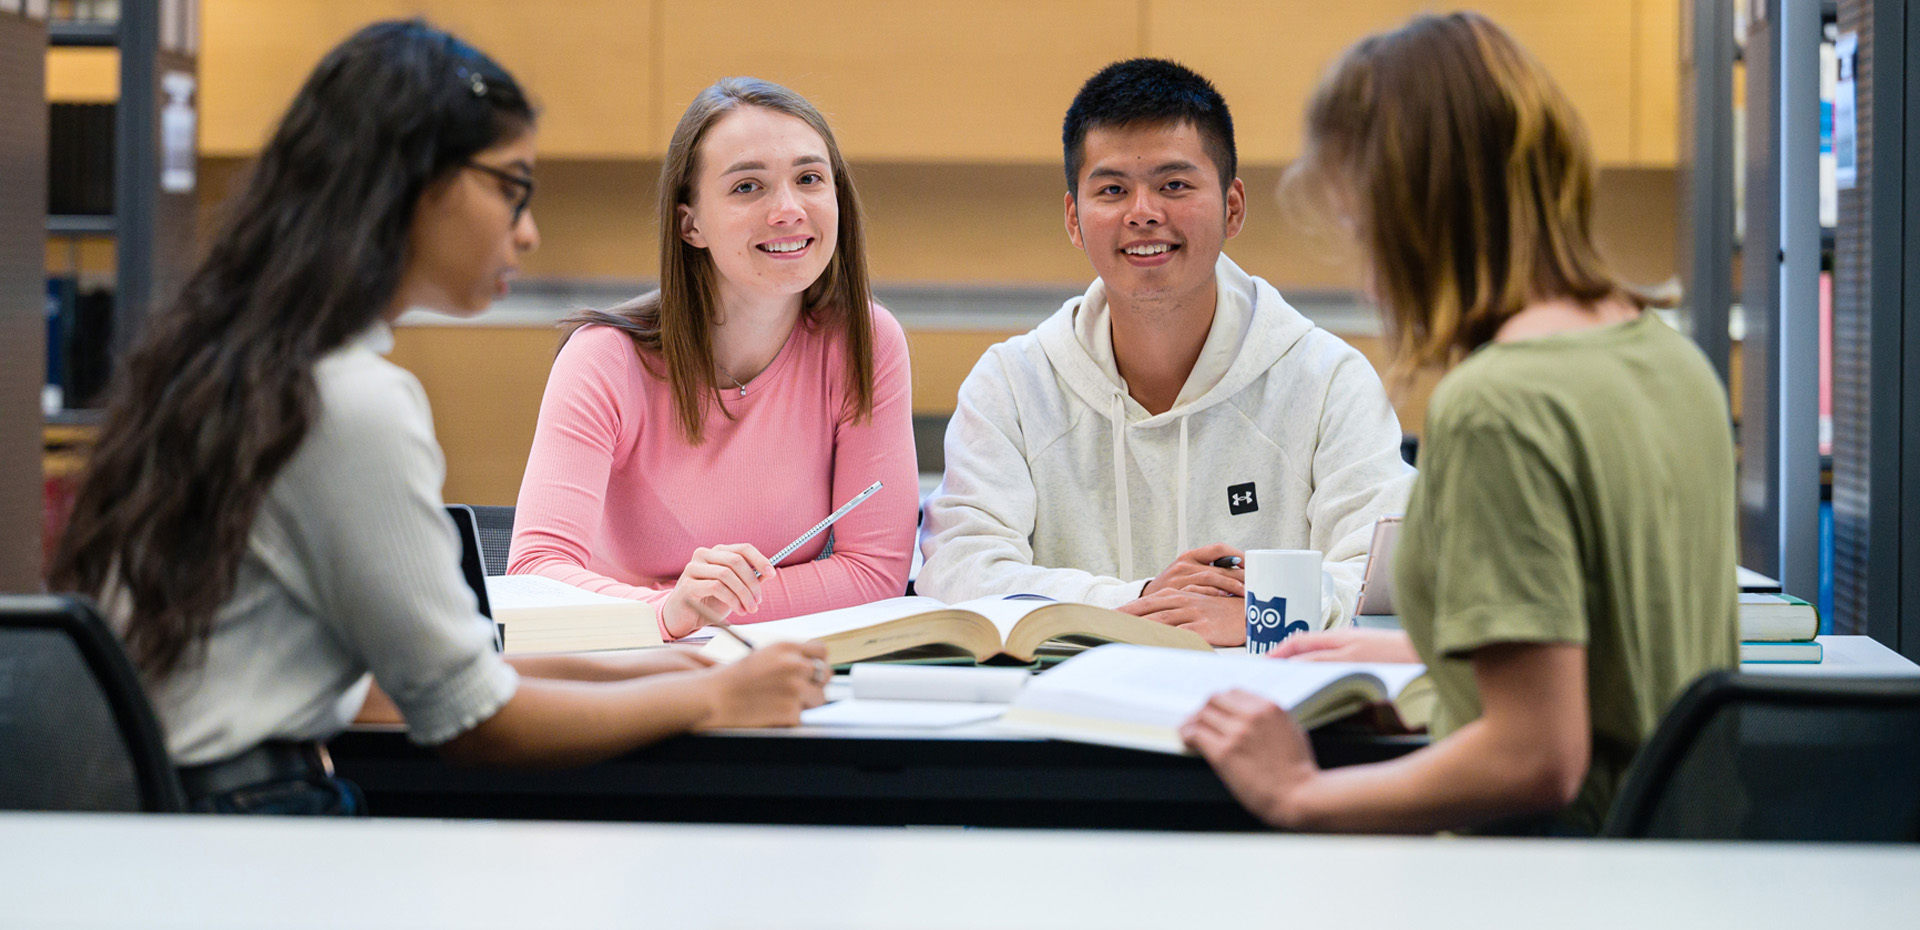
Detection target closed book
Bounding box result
[483,575,662,654]
[1738,593,1820,642]
[698,595,1211,666]
[1739,640,1824,664]
[997,644,1429,755]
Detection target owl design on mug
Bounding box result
[1247,593,1287,633]
[1246,592,1310,654]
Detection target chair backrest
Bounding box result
[0,594,186,812]
[468,505,517,576]
[1603,669,1920,841]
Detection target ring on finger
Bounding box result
[810,658,830,685]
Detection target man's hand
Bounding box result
[1180,689,1321,828]
[1141,543,1246,598]
[1118,588,1246,646]
[1269,628,1420,664]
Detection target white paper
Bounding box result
[1833,32,1857,190]
[848,664,1029,703]
[801,700,1005,729]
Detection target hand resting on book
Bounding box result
[1270,628,1420,664]
[1119,588,1247,646]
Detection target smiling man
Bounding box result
[917,59,1414,644]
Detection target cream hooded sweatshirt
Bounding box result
[918,255,1414,628]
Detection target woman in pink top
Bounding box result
[510,78,917,640]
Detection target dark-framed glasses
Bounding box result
[464,161,535,224]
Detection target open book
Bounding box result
[483,575,662,654]
[997,644,1429,755]
[698,595,1211,666]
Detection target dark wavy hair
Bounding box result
[562,77,875,445]
[51,20,535,679]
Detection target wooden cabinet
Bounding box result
[659,0,1139,163]
[200,1,1683,166]
[199,0,654,157]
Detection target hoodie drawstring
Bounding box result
[1110,392,1132,579]
[1177,415,1189,556]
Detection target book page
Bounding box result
[947,595,1062,638]
[1017,645,1426,728]
[486,574,636,610]
[696,596,952,661]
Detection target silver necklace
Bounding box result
[719,368,748,397]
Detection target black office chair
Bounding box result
[1602,669,1920,841]
[0,594,186,812]
[467,504,517,576]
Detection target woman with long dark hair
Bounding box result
[1178,13,1738,835]
[52,21,827,814]
[507,78,918,640]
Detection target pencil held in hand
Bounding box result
[758,480,884,577]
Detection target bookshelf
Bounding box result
[44,0,198,409]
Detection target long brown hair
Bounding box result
[563,77,875,444]
[1286,12,1656,379]
[51,22,534,678]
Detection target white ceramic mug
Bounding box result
[1244,549,1322,655]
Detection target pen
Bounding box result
[704,615,758,653]
[759,480,885,577]
[1210,556,1243,569]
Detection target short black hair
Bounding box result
[1062,58,1236,197]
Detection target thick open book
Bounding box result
[483,575,662,654]
[699,595,1211,666]
[997,644,1429,755]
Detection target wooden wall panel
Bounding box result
[387,325,559,507]
[657,0,1141,162]
[1448,1,1639,166]
[1633,0,1681,165]
[199,0,655,158]
[46,47,115,102]
[1145,0,1424,165]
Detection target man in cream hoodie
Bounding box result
[918,59,1413,645]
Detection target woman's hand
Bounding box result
[1180,689,1322,828]
[662,544,777,638]
[1269,628,1420,663]
[1141,543,1246,599]
[699,641,830,729]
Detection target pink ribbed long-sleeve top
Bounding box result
[508,307,918,638]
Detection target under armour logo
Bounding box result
[1228,482,1258,515]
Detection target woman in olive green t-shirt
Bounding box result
[1179,12,1738,834]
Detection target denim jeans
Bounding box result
[190,774,367,816]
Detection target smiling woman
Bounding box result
[507,78,919,642]
[49,23,831,816]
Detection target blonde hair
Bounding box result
[565,77,874,444]
[1286,12,1655,381]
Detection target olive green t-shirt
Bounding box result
[1394,313,1738,834]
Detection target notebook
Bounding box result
[1355,516,1402,616]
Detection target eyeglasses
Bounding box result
[464,161,535,225]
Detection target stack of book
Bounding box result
[1739,593,1822,664]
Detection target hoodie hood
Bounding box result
[1036,253,1316,424]
[1030,254,1318,576]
